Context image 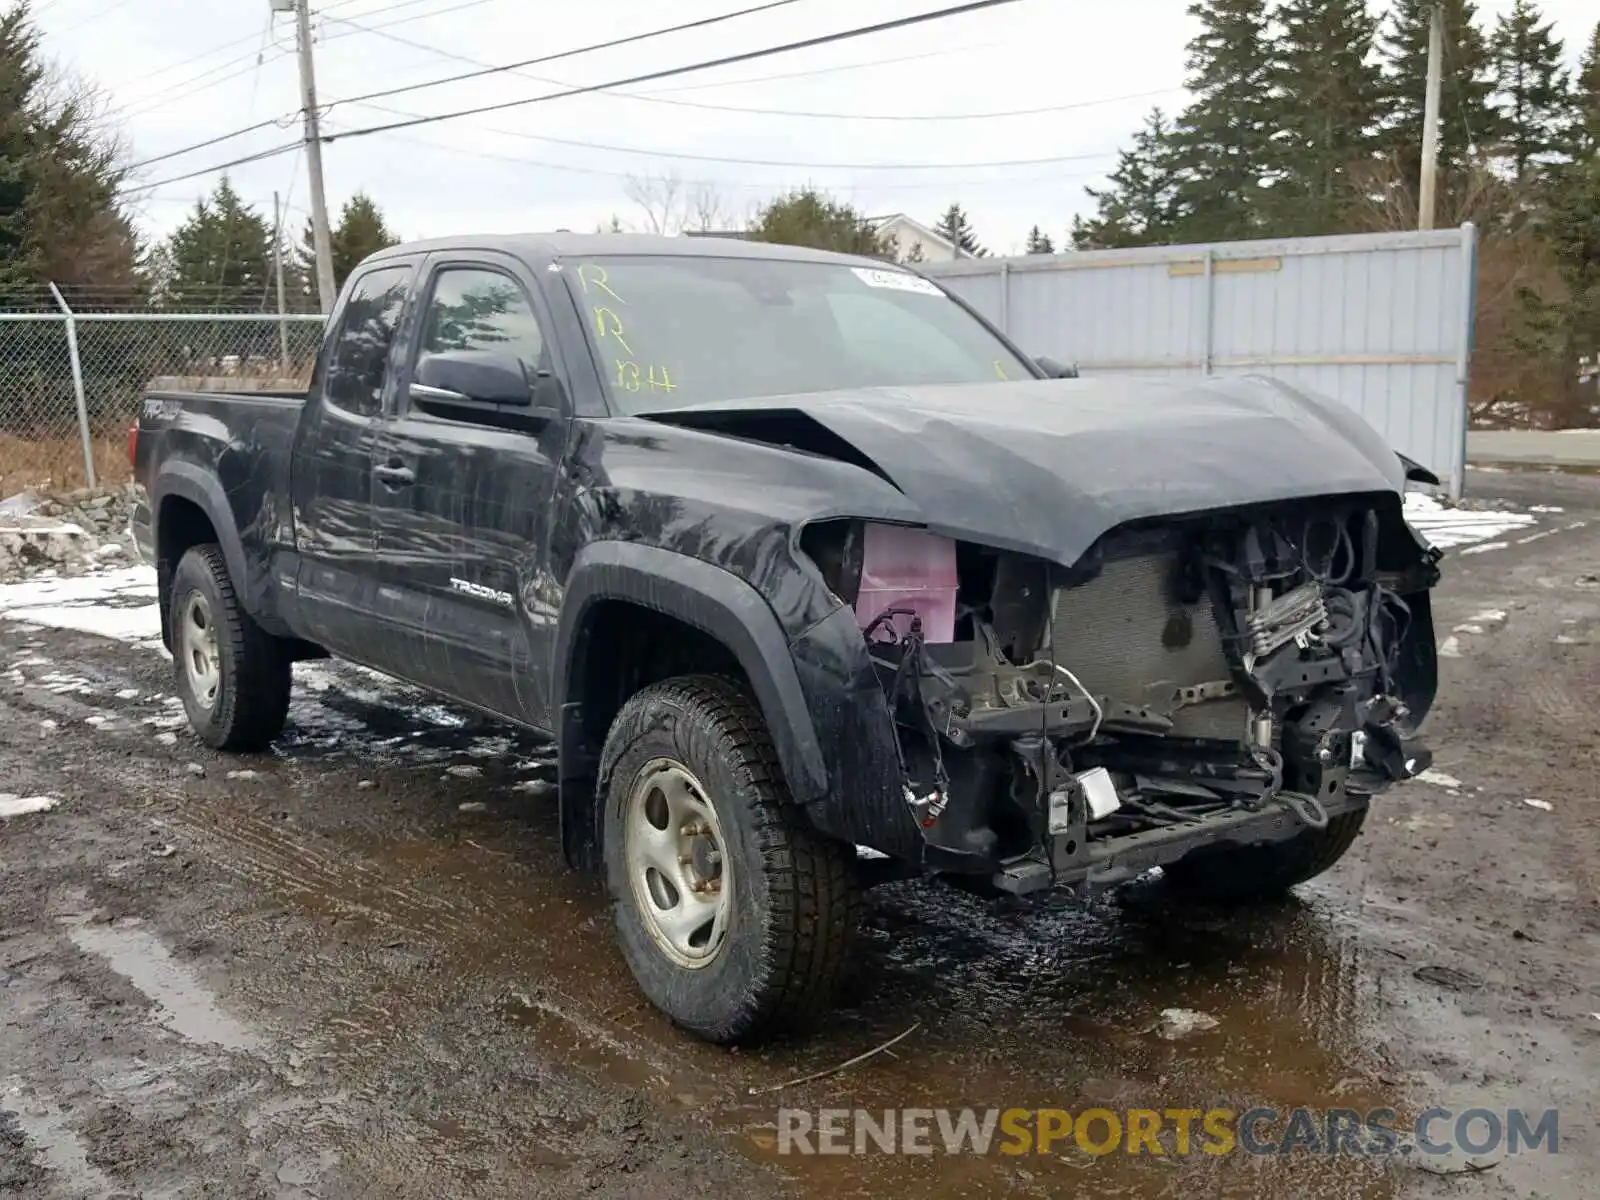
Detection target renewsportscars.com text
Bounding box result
[776,1106,1559,1158]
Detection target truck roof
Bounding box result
[363,232,892,270]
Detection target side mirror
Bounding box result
[415,349,531,405]
[1035,355,1079,379]
[411,350,563,429]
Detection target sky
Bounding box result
[27,0,1600,257]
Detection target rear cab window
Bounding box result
[322,265,413,417]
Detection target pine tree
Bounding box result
[1379,1,1500,175]
[1570,21,1600,157]
[1490,0,1569,179]
[0,1,139,299]
[1071,109,1185,249]
[1522,154,1600,424]
[747,188,887,255]
[933,203,985,256]
[1168,0,1278,242]
[299,191,399,293]
[1024,225,1055,254]
[1268,0,1385,235]
[155,177,274,310]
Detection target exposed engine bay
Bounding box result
[802,495,1441,893]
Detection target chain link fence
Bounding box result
[0,292,326,493]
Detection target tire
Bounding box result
[599,675,860,1044]
[169,544,291,752]
[1162,807,1368,903]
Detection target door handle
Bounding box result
[374,462,415,487]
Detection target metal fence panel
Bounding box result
[0,308,324,492]
[0,315,85,492]
[925,226,1477,498]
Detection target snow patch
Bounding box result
[0,793,59,817]
[1438,636,1462,658]
[1523,798,1553,812]
[1403,492,1537,549]
[1415,768,1464,790]
[0,566,160,642]
[1458,541,1509,556]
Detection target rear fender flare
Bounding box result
[552,541,829,869]
[151,462,251,634]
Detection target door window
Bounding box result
[419,267,546,378]
[324,265,412,417]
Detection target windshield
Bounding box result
[563,254,1033,412]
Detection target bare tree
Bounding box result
[624,172,686,235]
[686,181,728,233]
[622,172,730,235]
[1348,156,1566,428]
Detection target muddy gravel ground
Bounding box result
[2,467,1598,1199]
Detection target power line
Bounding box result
[128,0,1029,193]
[132,141,304,193]
[244,12,276,119]
[346,99,1116,169]
[316,0,495,27]
[330,14,1175,122]
[128,118,291,173]
[122,0,806,174]
[114,45,292,123]
[57,0,137,35]
[322,0,809,114]
[322,0,1029,142]
[353,121,1116,193]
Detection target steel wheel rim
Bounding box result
[623,758,732,970]
[182,591,221,710]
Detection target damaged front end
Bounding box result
[801,495,1441,895]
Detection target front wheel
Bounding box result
[1162,807,1368,903]
[600,675,860,1044]
[170,544,291,751]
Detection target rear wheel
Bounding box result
[600,675,860,1044]
[170,544,291,751]
[1163,807,1368,902]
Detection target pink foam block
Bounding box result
[853,524,957,644]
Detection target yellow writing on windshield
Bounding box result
[581,264,680,398]
[592,306,635,358]
[576,263,626,305]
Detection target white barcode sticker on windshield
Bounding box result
[851,267,945,296]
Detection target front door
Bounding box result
[289,262,414,657]
[368,255,567,725]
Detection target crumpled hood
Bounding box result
[642,375,1407,566]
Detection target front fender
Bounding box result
[554,541,830,867]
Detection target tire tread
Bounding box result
[173,544,290,751]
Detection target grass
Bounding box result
[0,432,132,495]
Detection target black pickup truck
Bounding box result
[131,233,1442,1043]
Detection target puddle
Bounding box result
[68,922,260,1052]
[161,746,1419,1199]
[276,660,556,770]
[1,1081,121,1197]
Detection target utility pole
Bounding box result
[1418,3,1443,231]
[272,190,290,370]
[292,0,337,312]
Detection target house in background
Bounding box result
[866,213,967,264]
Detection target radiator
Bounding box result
[1050,548,1248,741]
